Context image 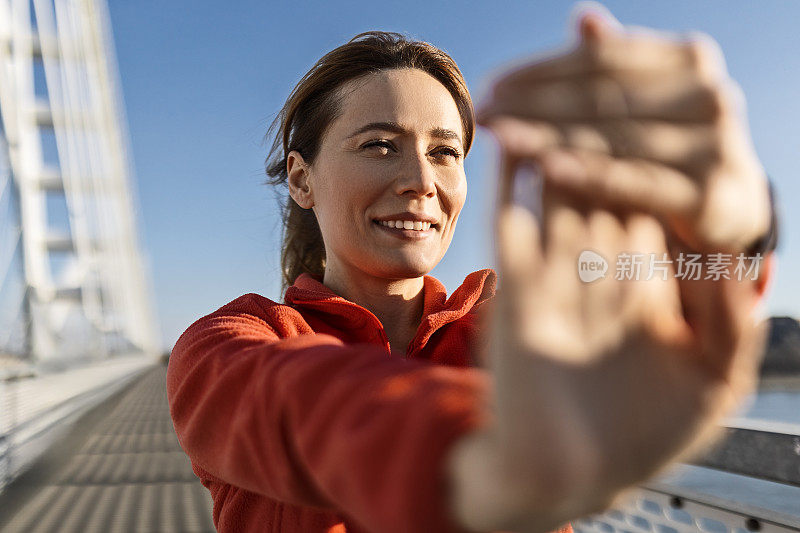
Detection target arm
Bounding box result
[166,294,492,533]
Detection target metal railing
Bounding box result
[575,420,800,532]
[0,357,153,492]
[574,484,799,532]
[0,367,25,492]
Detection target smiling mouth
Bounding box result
[372,219,439,238]
[374,219,437,231]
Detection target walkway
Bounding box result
[0,365,215,532]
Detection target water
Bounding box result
[739,390,800,425]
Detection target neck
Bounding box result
[323,263,425,354]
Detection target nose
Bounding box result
[394,151,437,198]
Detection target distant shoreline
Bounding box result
[758,375,800,391]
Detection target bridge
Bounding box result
[0,0,797,531]
[0,0,213,529]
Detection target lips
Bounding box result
[372,219,437,240]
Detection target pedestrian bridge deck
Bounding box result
[1,364,798,532]
[0,365,215,533]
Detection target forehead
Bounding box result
[331,68,464,140]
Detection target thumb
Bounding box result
[570,2,624,42]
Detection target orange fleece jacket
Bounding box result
[167,269,573,533]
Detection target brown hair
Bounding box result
[265,31,475,294]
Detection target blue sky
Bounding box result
[105,1,800,350]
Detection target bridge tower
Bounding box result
[0,0,158,365]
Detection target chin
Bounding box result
[367,257,437,280]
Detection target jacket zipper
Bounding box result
[342,301,393,355]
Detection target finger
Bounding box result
[726,314,768,396]
[486,115,722,174]
[578,9,728,81]
[573,4,623,42]
[481,30,727,123]
[483,74,730,123]
[623,214,689,345]
[483,116,560,158]
[542,195,587,317]
[486,32,723,92]
[617,214,653,326]
[535,148,702,220]
[487,119,600,212]
[489,38,695,85]
[511,163,544,221]
[697,277,761,384]
[495,154,544,288]
[581,209,627,346]
[496,151,516,208]
[515,195,589,362]
[683,275,763,419]
[586,120,720,174]
[486,118,615,212]
[675,275,714,348]
[495,202,550,354]
[694,170,771,251]
[496,204,543,288]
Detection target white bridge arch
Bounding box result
[0,0,158,365]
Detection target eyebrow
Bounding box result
[347,121,462,144]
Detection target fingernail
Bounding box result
[570,2,623,39]
[513,164,544,221]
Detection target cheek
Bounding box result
[444,174,468,223]
[313,160,381,230]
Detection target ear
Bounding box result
[287,150,314,209]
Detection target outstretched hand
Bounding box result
[457,183,766,531]
[480,6,771,252]
[448,6,770,533]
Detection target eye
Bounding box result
[431,146,462,162]
[362,139,395,155]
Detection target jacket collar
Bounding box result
[284,269,496,353]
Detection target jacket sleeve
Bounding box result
[166,294,493,533]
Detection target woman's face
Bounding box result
[302,68,467,281]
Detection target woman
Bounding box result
[167,8,776,533]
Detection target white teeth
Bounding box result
[378,220,433,231]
